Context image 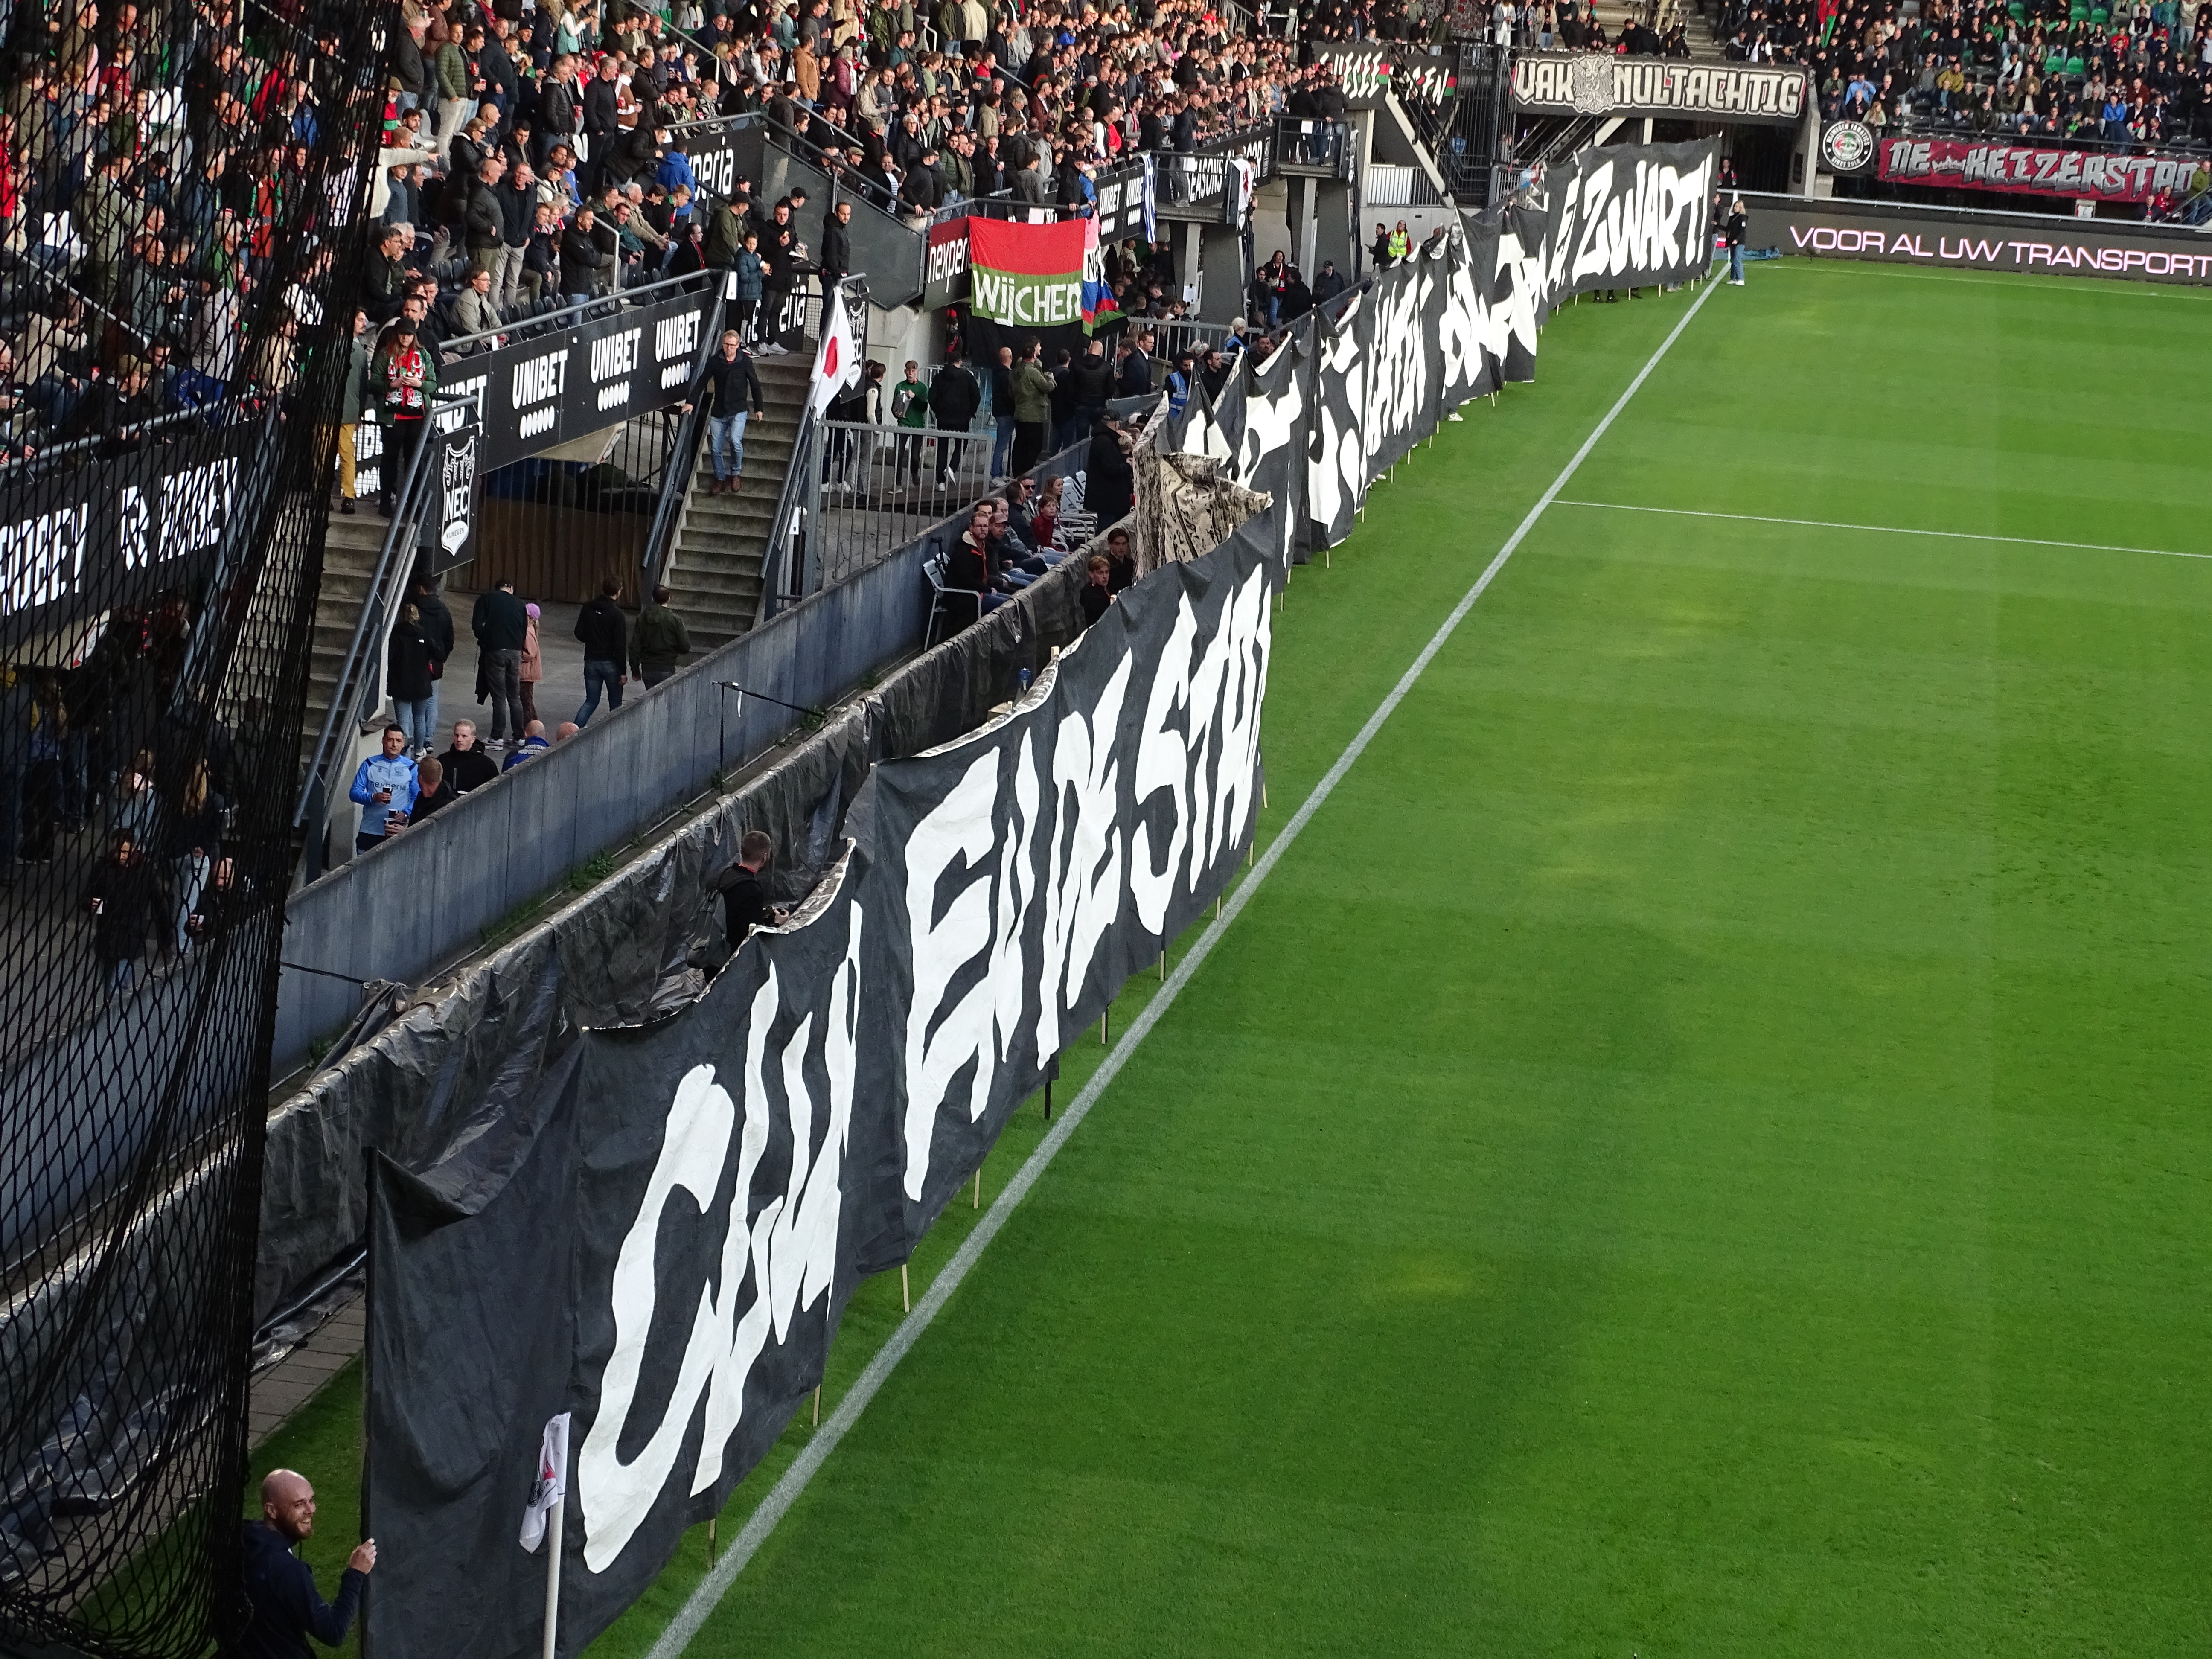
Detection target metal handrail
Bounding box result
[438,268,719,354]
[642,288,731,587]
[759,410,820,623]
[291,405,448,832]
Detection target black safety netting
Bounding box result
[0,0,389,1652]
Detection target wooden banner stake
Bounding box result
[901,1263,910,1313]
[812,1386,821,1426]
[973,1169,981,1209]
[707,1517,718,1566]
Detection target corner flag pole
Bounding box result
[542,1498,565,1659]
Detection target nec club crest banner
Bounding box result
[1877,137,2208,204]
[966,217,1089,331]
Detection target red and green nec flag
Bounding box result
[968,217,1091,332]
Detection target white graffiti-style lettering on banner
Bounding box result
[900,559,1273,1202]
[1548,153,1716,294]
[576,902,864,1572]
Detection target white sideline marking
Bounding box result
[643,278,1722,1659]
[1554,499,2212,564]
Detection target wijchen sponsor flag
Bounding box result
[967,217,1089,331]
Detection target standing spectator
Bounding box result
[573,578,629,726]
[818,198,852,298]
[18,675,63,868]
[412,577,454,742]
[1086,419,1135,528]
[231,1470,374,1659]
[347,726,419,855]
[369,317,438,518]
[1372,221,1394,270]
[682,329,766,496]
[1724,197,1747,285]
[989,344,1017,483]
[388,604,439,756]
[519,603,544,728]
[84,832,159,995]
[631,585,691,688]
[930,344,981,484]
[891,360,930,492]
[471,579,528,745]
[409,757,457,821]
[166,760,226,955]
[1010,339,1055,475]
[438,721,500,794]
[716,829,788,947]
[337,311,369,516]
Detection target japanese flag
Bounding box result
[519,1412,570,1553]
[807,285,862,419]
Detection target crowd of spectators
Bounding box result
[0,0,362,462]
[1489,0,1696,55]
[358,0,1362,357]
[1726,0,2212,150]
[0,592,265,992]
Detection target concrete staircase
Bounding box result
[300,509,398,775]
[659,353,814,653]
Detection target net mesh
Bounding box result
[0,1,388,1651]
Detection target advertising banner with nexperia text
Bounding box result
[1877,137,2209,204]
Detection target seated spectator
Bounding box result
[439,721,500,793]
[1103,526,1137,594]
[502,720,552,769]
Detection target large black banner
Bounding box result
[368,515,1280,1656]
[362,139,1720,1659]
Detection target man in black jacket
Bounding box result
[437,720,500,793]
[494,162,537,309]
[471,578,529,743]
[681,329,767,495]
[573,576,628,725]
[928,344,981,484]
[717,830,787,949]
[228,1470,374,1659]
[1311,259,1348,307]
[1117,330,1153,396]
[818,199,851,299]
[1069,340,1112,434]
[559,206,613,301]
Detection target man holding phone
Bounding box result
[346,725,421,854]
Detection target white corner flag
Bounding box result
[520,1412,570,1552]
[806,285,862,419]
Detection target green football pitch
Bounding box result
[250,259,2212,1656]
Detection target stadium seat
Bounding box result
[2068,1,2086,17]
[2065,52,2086,71]
[2089,4,2108,20]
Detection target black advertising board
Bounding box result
[1742,193,2212,285]
[0,413,272,648]
[437,288,713,476]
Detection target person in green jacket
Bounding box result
[630,585,691,688]
[891,360,929,492]
[336,309,370,515]
[1009,340,1056,477]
